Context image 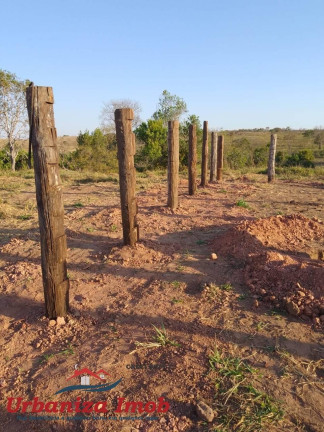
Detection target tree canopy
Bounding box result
[152,90,188,125]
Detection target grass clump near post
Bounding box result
[208,347,283,431]
[131,324,180,353]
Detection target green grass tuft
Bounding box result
[208,347,283,431]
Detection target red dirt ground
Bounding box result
[0,172,323,432]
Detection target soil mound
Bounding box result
[215,214,324,324]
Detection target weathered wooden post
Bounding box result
[268,133,277,183]
[217,135,224,181]
[168,120,179,209]
[210,131,217,182]
[188,124,197,195]
[114,108,139,246]
[26,85,69,319]
[201,121,208,187]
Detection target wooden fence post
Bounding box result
[26,85,69,319]
[114,108,139,246]
[268,134,277,183]
[188,124,197,195]
[217,135,224,181]
[201,121,208,187]
[168,120,179,209]
[210,131,217,182]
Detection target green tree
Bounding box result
[179,114,203,167]
[152,90,188,125]
[135,119,167,169]
[181,114,202,131]
[0,70,30,171]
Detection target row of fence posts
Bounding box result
[25,87,277,319]
[115,113,227,252]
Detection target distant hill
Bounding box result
[0,136,78,154]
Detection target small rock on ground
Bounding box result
[195,400,215,422]
[56,316,66,326]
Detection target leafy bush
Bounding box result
[253,146,268,166]
[15,150,30,170]
[61,128,118,173]
[0,147,10,169]
[0,146,30,170]
[275,151,285,166]
[284,149,315,168]
[226,138,253,169]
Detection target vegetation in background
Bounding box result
[60,128,118,173]
[0,70,323,179]
[0,69,30,171]
[179,114,203,167]
[283,149,315,168]
[226,138,269,169]
[100,99,142,133]
[135,119,168,169]
[152,89,188,125]
[0,146,30,170]
[134,113,203,170]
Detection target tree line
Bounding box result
[0,69,323,172]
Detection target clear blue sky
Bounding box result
[1,0,324,135]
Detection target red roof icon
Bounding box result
[67,368,105,381]
[96,369,110,377]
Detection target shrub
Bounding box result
[0,146,30,170]
[253,146,268,166]
[275,151,285,166]
[15,150,29,170]
[226,138,253,169]
[284,149,315,168]
[61,128,118,173]
[0,147,10,169]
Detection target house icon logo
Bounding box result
[55,366,122,395]
[67,368,110,386]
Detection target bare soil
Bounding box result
[0,171,323,432]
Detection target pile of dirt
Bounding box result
[107,241,175,266]
[215,214,324,325]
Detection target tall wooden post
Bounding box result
[115,108,139,246]
[168,120,179,209]
[268,134,277,183]
[26,85,69,319]
[201,121,208,187]
[188,124,197,195]
[217,135,224,181]
[210,132,217,182]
